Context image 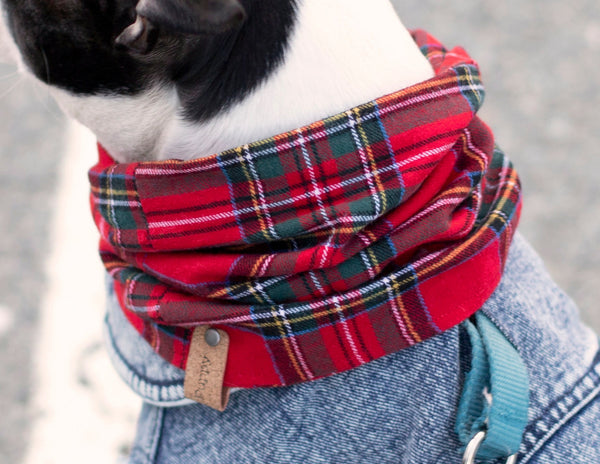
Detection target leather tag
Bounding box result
[184,326,230,411]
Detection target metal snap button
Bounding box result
[204,328,221,347]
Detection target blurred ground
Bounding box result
[0,1,598,463]
[0,71,65,464]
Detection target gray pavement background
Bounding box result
[0,70,65,464]
[0,1,599,462]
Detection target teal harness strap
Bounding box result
[456,312,530,461]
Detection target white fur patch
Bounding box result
[0,6,24,67]
[162,0,435,160]
[49,86,179,162]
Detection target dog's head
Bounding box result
[0,0,297,160]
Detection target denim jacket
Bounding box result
[105,233,600,463]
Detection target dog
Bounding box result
[2,1,600,463]
[0,0,432,163]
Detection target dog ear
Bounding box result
[116,0,246,54]
[115,15,159,54]
[137,0,246,35]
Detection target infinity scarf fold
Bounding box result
[89,30,522,388]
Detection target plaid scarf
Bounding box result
[89,30,521,388]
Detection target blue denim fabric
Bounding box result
[105,233,600,463]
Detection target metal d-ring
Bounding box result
[462,431,518,464]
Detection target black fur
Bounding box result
[3,0,297,121]
[176,0,297,121]
[137,0,246,35]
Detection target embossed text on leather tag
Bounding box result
[184,326,230,411]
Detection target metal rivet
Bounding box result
[205,328,221,347]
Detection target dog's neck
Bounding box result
[160,0,434,161]
[11,0,434,163]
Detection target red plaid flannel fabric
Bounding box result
[89,30,521,388]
